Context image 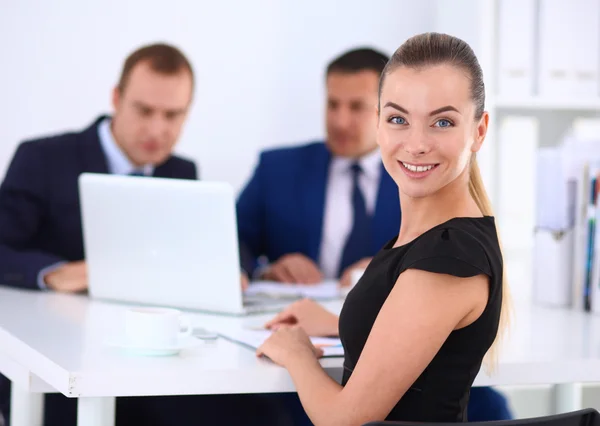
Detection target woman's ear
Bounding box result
[471,111,489,153]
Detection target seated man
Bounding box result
[237,47,513,424]
[0,42,199,426]
[0,41,282,426]
[238,48,399,286]
[0,43,197,293]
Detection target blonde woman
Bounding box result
[258,32,511,425]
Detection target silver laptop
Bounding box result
[78,173,290,315]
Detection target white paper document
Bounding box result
[218,328,344,357]
[244,280,342,301]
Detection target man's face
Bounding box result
[111,61,193,166]
[325,70,380,158]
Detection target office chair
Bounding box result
[363,408,600,426]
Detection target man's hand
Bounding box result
[241,271,249,291]
[44,261,88,293]
[261,253,323,285]
[339,257,371,288]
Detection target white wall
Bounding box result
[8,1,599,417]
[0,0,435,194]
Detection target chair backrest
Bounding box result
[362,408,600,426]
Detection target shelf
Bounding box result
[493,97,600,111]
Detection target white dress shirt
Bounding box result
[97,118,154,176]
[318,149,382,279]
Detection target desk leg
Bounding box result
[9,384,43,426]
[554,383,582,414]
[77,397,115,426]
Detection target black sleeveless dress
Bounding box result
[338,216,503,422]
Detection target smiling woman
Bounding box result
[258,32,511,426]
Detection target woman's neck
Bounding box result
[395,173,482,247]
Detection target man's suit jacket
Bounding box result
[236,141,401,276]
[0,115,198,290]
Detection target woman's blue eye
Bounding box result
[389,116,406,125]
[435,119,452,128]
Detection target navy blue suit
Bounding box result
[0,116,197,291]
[236,141,512,424]
[237,142,400,275]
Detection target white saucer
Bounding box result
[105,336,202,357]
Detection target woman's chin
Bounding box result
[399,186,434,200]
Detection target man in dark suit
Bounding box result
[0,43,197,294]
[0,41,281,426]
[238,48,399,286]
[237,47,513,424]
[0,42,200,426]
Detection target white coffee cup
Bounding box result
[124,307,192,348]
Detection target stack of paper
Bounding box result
[218,328,344,357]
[244,280,342,301]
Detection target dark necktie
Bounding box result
[129,170,145,177]
[337,163,372,277]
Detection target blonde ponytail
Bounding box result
[469,155,512,373]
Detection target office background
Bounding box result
[1,0,600,418]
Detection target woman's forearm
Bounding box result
[287,355,345,425]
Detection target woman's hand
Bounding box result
[256,325,323,367]
[264,299,339,337]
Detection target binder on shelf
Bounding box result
[570,0,600,97]
[496,0,536,97]
[589,191,600,314]
[532,227,574,307]
[537,0,575,97]
[532,133,600,311]
[560,133,600,310]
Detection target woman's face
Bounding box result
[377,64,488,200]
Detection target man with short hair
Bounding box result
[0,42,200,426]
[0,42,198,294]
[238,47,398,286]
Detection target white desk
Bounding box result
[0,287,599,426]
